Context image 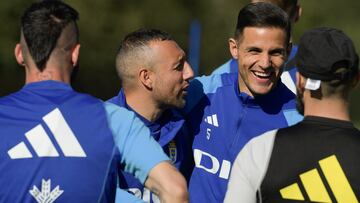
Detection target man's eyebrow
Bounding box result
[173,53,186,65]
[269,47,286,53]
[245,46,262,51]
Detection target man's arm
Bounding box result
[105,102,188,203]
[116,188,147,203]
[145,161,188,203]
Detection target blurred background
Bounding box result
[1,0,359,124]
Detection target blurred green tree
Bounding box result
[1,0,359,123]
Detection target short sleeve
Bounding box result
[104,102,170,184]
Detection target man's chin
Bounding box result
[250,86,274,96]
[252,81,279,95]
[176,100,186,109]
[164,100,186,110]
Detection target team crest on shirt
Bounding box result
[29,179,64,203]
[168,141,177,163]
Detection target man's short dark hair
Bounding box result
[260,0,298,21]
[116,28,174,87]
[235,2,291,44]
[118,28,174,54]
[21,0,79,71]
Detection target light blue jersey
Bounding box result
[0,80,168,203]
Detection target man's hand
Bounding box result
[145,161,188,203]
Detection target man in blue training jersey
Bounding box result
[108,28,194,203]
[182,2,303,202]
[225,27,360,202]
[212,0,302,93]
[0,1,187,202]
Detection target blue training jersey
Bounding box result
[0,81,169,203]
[108,89,193,203]
[183,73,302,203]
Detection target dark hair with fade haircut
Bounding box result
[21,0,79,71]
[118,28,174,53]
[234,2,291,44]
[116,28,174,87]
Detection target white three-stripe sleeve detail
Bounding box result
[224,129,278,203]
[212,114,219,127]
[280,71,296,94]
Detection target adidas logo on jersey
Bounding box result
[204,114,219,127]
[280,155,358,202]
[7,108,86,159]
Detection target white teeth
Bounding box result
[253,71,270,77]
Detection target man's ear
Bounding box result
[296,72,306,93]
[294,5,302,23]
[139,68,153,90]
[229,38,239,60]
[71,44,80,67]
[352,71,360,88]
[14,43,25,66]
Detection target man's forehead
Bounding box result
[238,26,287,40]
[149,40,184,57]
[236,26,288,50]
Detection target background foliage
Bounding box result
[1,0,359,122]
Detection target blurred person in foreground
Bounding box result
[182,2,302,202]
[212,0,302,94]
[108,28,194,203]
[225,27,360,202]
[0,1,187,202]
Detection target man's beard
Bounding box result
[296,90,304,116]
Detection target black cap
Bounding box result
[287,27,359,83]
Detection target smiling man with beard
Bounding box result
[212,0,302,94]
[225,27,360,203]
[182,2,302,202]
[108,29,194,203]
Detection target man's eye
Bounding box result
[270,50,285,56]
[176,63,184,71]
[248,49,261,54]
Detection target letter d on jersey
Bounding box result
[194,149,231,179]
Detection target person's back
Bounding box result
[261,117,360,202]
[0,1,188,202]
[0,81,119,202]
